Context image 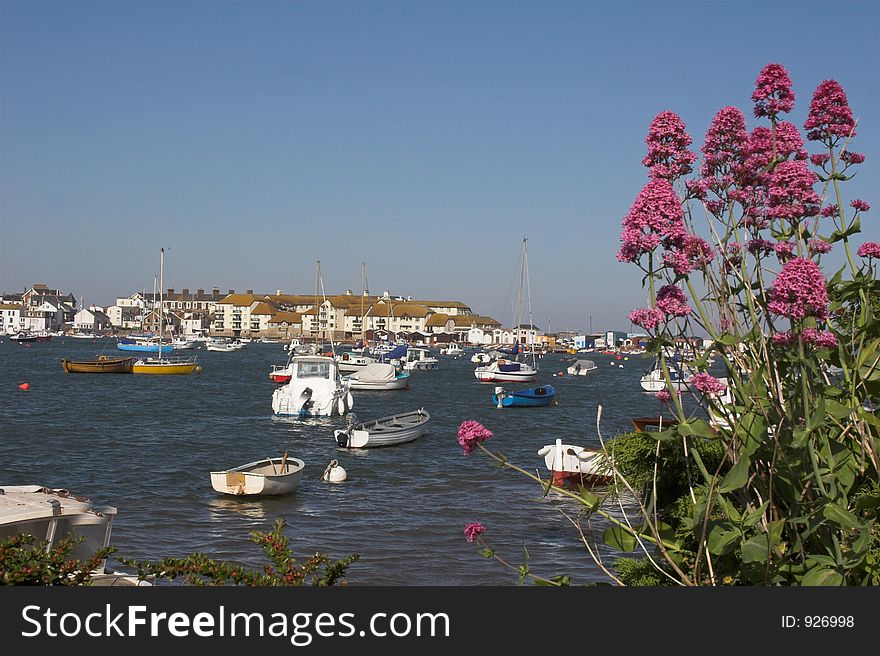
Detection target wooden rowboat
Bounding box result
[61,356,134,373]
[210,454,305,496]
[334,408,430,448]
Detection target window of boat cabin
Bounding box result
[297,361,331,378]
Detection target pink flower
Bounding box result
[802,328,837,349]
[628,308,666,331]
[752,63,796,120]
[457,420,492,455]
[774,121,808,160]
[857,242,880,259]
[810,152,831,167]
[691,372,727,395]
[464,523,486,543]
[656,390,672,404]
[656,284,692,317]
[617,179,686,263]
[642,111,697,181]
[809,239,832,256]
[851,199,871,212]
[774,241,795,262]
[820,204,839,218]
[804,80,856,143]
[768,258,829,321]
[701,106,748,184]
[772,331,795,347]
[746,238,774,257]
[841,151,865,165]
[766,160,821,223]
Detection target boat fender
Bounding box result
[19,382,29,390]
[322,459,347,483]
[337,397,345,415]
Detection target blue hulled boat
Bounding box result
[117,338,174,354]
[492,384,555,407]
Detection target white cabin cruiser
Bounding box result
[272,356,353,417]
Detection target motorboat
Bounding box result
[334,409,430,448]
[492,384,555,407]
[336,351,377,373]
[272,356,353,417]
[210,454,304,496]
[346,362,410,390]
[474,358,537,383]
[567,359,597,376]
[640,357,693,392]
[117,338,173,354]
[403,348,438,371]
[537,439,612,488]
[440,343,464,356]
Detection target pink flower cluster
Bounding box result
[774,241,795,262]
[809,239,832,256]
[617,179,685,263]
[768,258,829,321]
[457,420,492,455]
[656,390,672,404]
[851,199,871,212]
[628,308,666,331]
[746,238,774,257]
[642,111,697,181]
[464,523,486,543]
[771,331,796,347]
[804,80,856,143]
[691,372,727,395]
[662,235,714,275]
[700,106,748,186]
[752,63,796,120]
[656,285,692,317]
[802,328,837,349]
[820,204,839,218]
[766,160,821,223]
[857,242,880,259]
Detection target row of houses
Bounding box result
[1,284,543,344]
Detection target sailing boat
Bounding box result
[475,238,538,383]
[271,261,353,417]
[132,248,201,375]
[336,262,377,373]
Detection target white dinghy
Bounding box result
[334,409,430,448]
[210,454,305,496]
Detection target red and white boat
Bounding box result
[537,439,612,488]
[269,363,293,384]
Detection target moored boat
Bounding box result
[61,355,134,373]
[474,358,537,382]
[334,408,430,448]
[492,384,555,407]
[272,356,353,417]
[567,359,597,376]
[346,362,410,390]
[132,356,200,375]
[117,338,173,354]
[210,454,304,496]
[537,439,612,488]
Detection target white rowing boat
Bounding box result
[334,408,430,448]
[210,454,304,496]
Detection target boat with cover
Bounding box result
[117,338,173,354]
[210,454,304,496]
[475,357,537,382]
[334,408,430,448]
[492,384,555,407]
[346,362,410,390]
[61,355,134,373]
[567,359,597,376]
[337,351,377,373]
[537,439,612,488]
[639,356,692,392]
[272,356,353,417]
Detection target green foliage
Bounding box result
[0,534,115,586]
[614,557,675,586]
[121,518,358,586]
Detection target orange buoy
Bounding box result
[19,383,29,390]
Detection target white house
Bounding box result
[22,301,65,331]
[74,308,112,331]
[0,303,22,334]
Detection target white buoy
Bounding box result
[619,364,624,368]
[322,459,347,483]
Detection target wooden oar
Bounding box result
[281,451,288,473]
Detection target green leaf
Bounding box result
[825,399,854,420]
[678,418,716,440]
[855,493,880,512]
[801,567,844,586]
[603,525,639,552]
[741,534,770,563]
[822,503,863,530]
[741,501,769,529]
[718,455,750,493]
[707,521,742,555]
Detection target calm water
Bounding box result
[0,338,668,585]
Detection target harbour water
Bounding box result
[0,338,670,585]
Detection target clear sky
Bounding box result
[1,0,877,333]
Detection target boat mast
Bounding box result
[522,237,537,370]
[360,261,366,344]
[158,248,164,362]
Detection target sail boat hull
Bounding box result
[132,359,199,375]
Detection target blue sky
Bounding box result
[1,0,877,332]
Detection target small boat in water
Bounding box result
[334,408,430,448]
[346,362,410,390]
[10,331,39,342]
[566,359,597,376]
[492,384,555,407]
[117,338,173,354]
[210,454,305,496]
[61,355,134,373]
[272,356,353,417]
[538,439,612,488]
[474,358,537,383]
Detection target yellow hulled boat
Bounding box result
[132,357,201,375]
